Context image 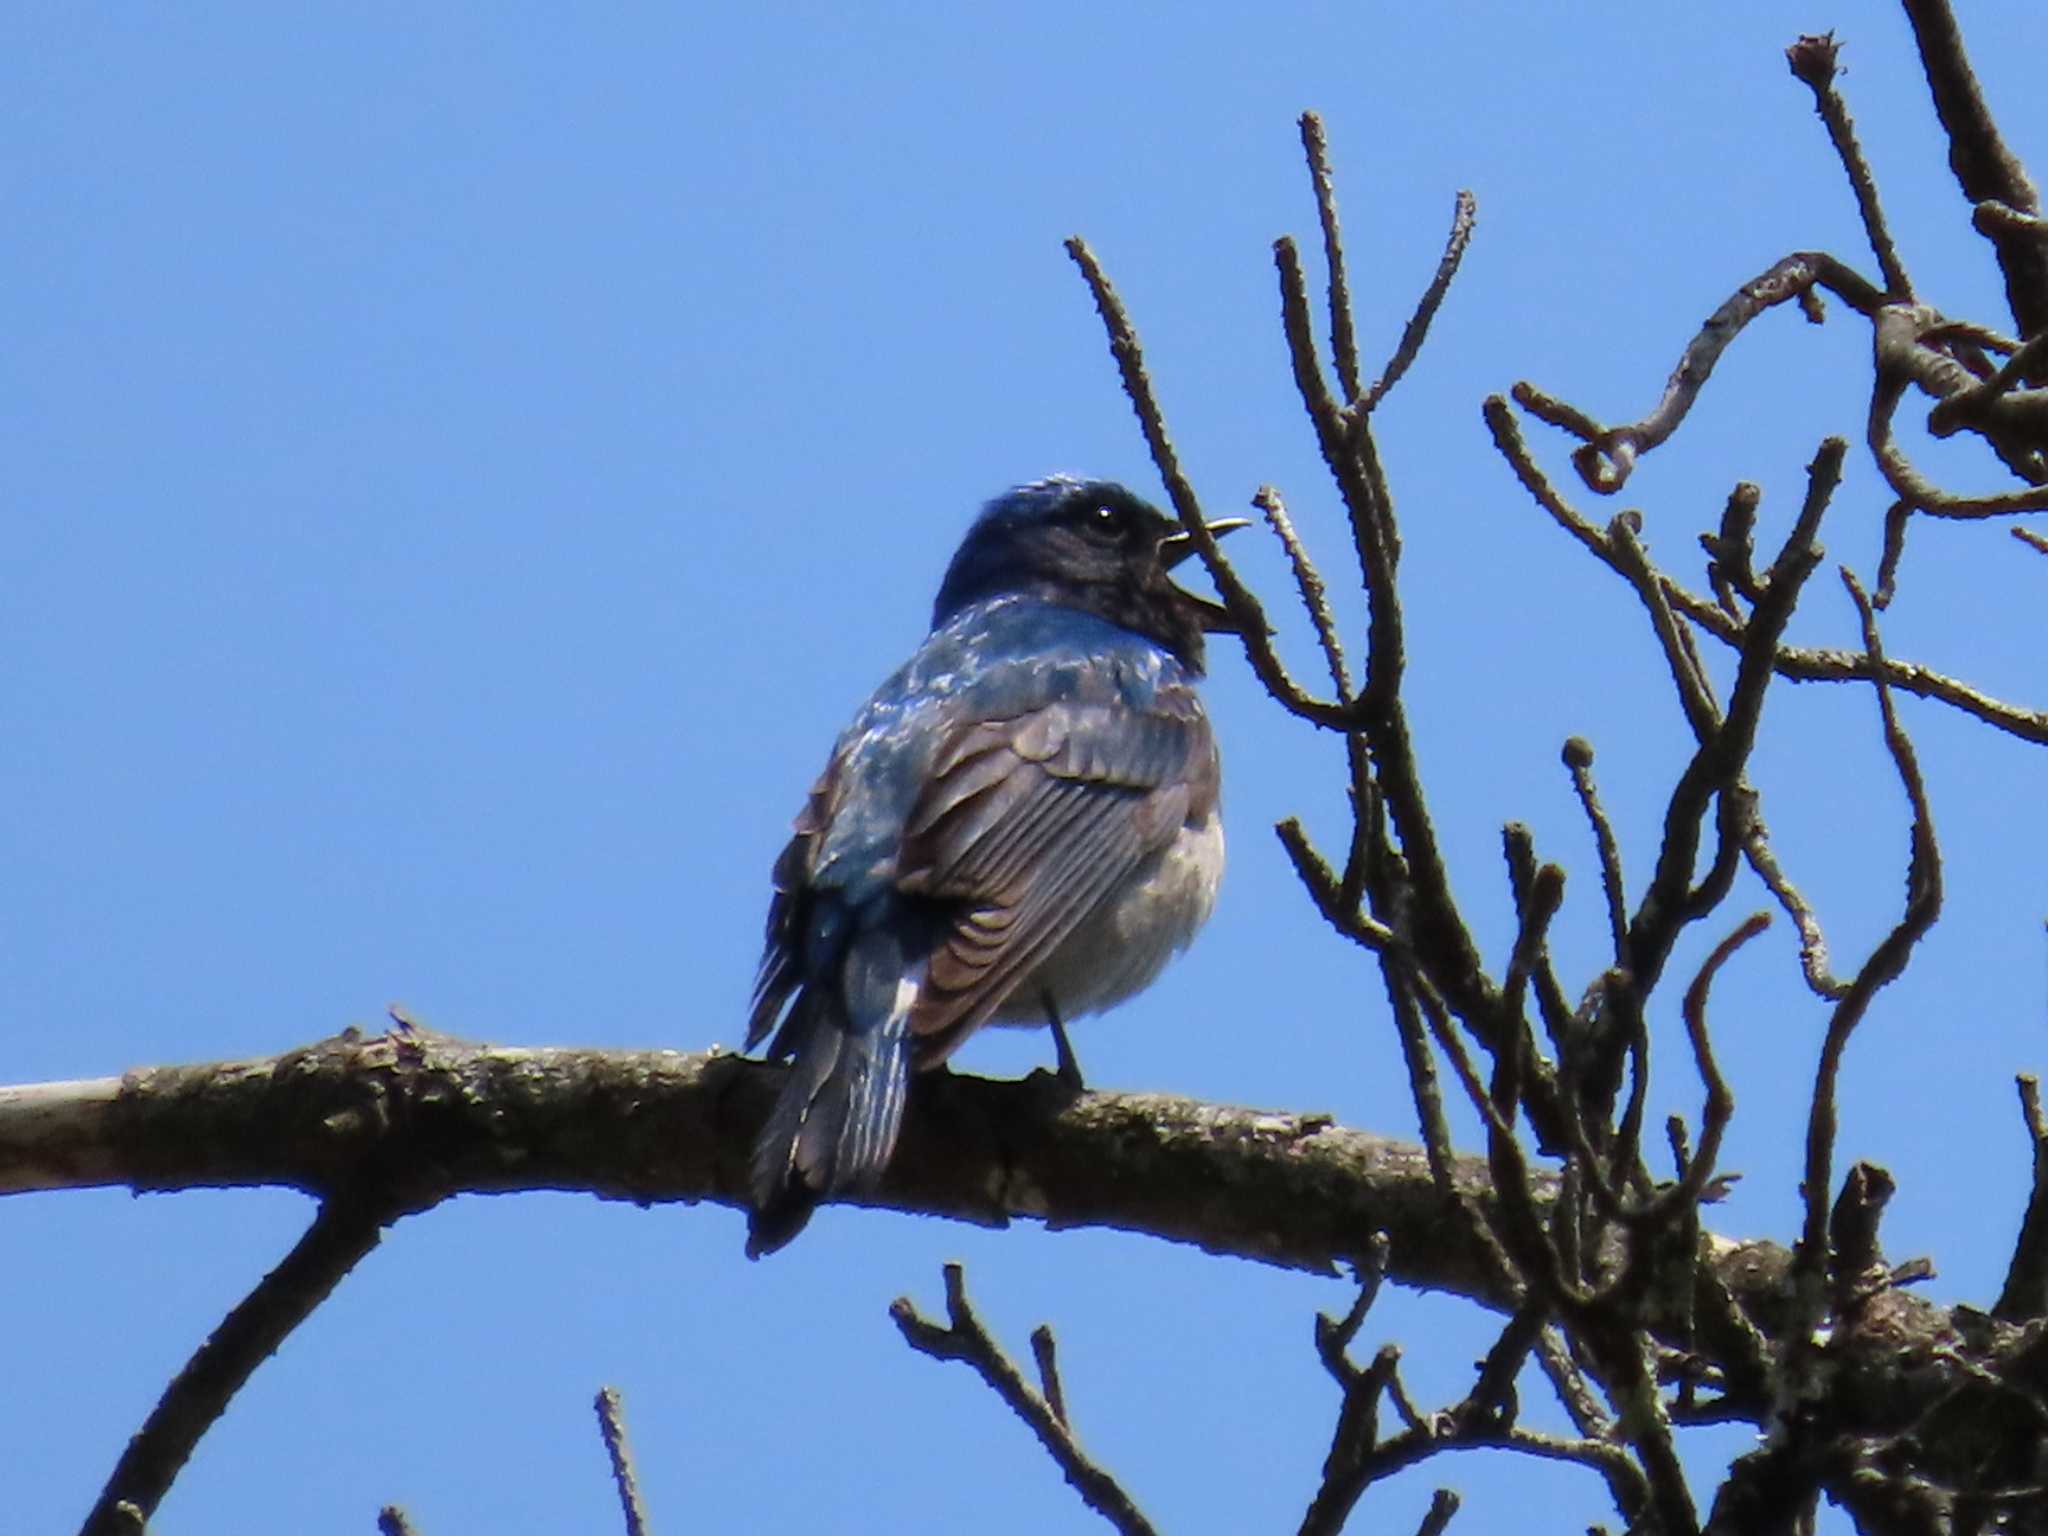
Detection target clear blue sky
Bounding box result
[7,4,2044,1531]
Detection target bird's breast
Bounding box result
[989,807,1224,1027]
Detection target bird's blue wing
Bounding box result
[740,602,1218,1248]
[895,679,1218,1057]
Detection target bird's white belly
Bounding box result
[989,810,1224,1026]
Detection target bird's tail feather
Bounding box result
[746,995,914,1258]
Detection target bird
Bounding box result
[742,475,1242,1256]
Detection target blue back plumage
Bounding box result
[742,478,1233,1256]
[806,595,1197,899]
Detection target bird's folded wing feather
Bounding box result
[745,775,837,1052]
[894,691,1214,1051]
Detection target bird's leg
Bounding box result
[1041,989,1085,1092]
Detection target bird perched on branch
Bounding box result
[744,476,1241,1255]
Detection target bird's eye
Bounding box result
[1088,504,1121,535]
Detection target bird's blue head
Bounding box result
[931,477,1243,673]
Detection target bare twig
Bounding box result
[1869,364,2048,514]
[1315,1234,1393,1385]
[1277,816,1400,954]
[1498,860,1566,1099]
[1535,1326,1613,1440]
[1796,572,1944,1297]
[1299,112,1362,404]
[1629,913,1769,1226]
[1486,391,2048,746]
[82,1195,401,1536]
[1300,1342,1409,1536]
[1257,484,1353,698]
[1511,253,1883,494]
[1414,1488,1461,1536]
[1064,236,1352,733]
[892,1264,1157,1536]
[1275,234,1500,1037]
[1613,999,1661,1214]
[1585,1329,1698,1536]
[1739,808,1852,1000]
[1563,738,1629,966]
[1673,584,2048,744]
[1828,1165,1926,1315]
[1359,190,1478,414]
[1925,329,2048,441]
[1502,824,1578,1088]
[1029,1325,1069,1428]
[1624,441,1839,998]
[1993,1075,2048,1321]
[2013,524,2048,559]
[1976,199,2048,239]
[1511,381,1606,446]
[1607,515,1720,742]
[1463,1304,1546,1427]
[1383,965,1524,1299]
[1702,481,1764,612]
[1786,33,1913,300]
[1381,1358,1427,1438]
[1301,1319,1650,1536]
[1378,965,1470,1207]
[1874,498,1912,609]
[594,1387,652,1536]
[1484,395,1612,559]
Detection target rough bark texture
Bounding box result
[18,1027,2048,1530]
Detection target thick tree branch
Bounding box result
[14,1020,2039,1529]
[1900,0,2048,338]
[0,1027,1825,1355]
[0,1029,1518,1296]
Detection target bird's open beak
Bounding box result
[1161,517,1250,633]
[1159,516,1251,570]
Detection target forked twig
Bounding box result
[1635,912,1769,1225]
[1487,390,2048,746]
[892,1265,1157,1536]
[1064,237,1351,734]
